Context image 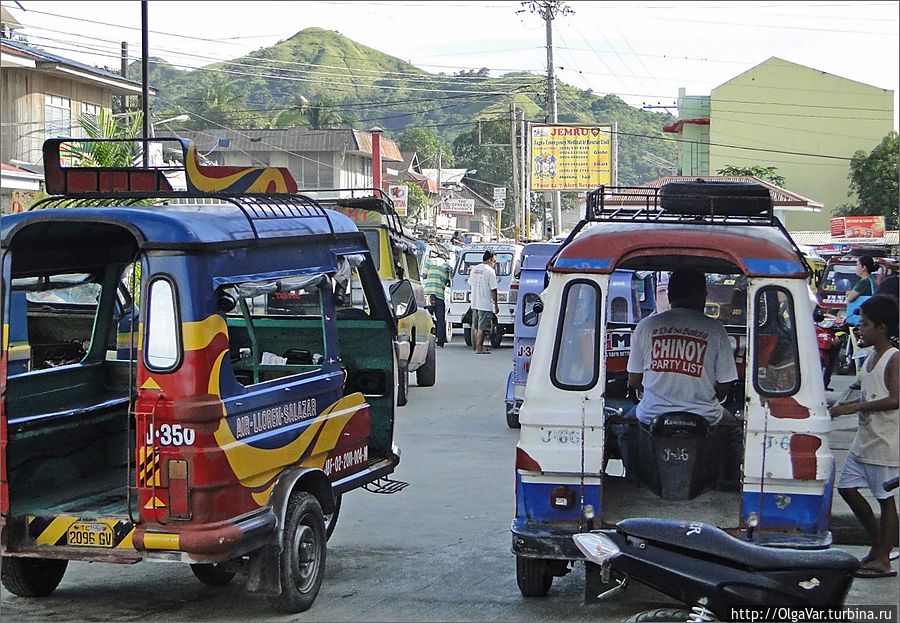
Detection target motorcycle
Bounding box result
[573,514,858,622]
[814,306,847,388]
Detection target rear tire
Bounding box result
[464,328,472,347]
[190,563,236,586]
[626,608,695,622]
[397,364,409,407]
[269,492,326,613]
[506,404,520,429]
[416,339,436,387]
[1,556,68,597]
[515,556,552,598]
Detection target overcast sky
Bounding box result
[3,1,897,127]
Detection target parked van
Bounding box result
[314,193,437,406]
[512,181,834,597]
[448,242,523,348]
[1,139,407,612]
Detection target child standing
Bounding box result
[829,294,899,578]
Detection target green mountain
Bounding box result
[137,27,678,186]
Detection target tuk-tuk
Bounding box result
[1,139,407,612]
[312,193,437,407]
[448,242,523,348]
[511,181,834,597]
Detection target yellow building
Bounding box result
[669,58,894,231]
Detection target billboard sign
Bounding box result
[529,123,615,191]
[388,184,408,216]
[441,198,475,215]
[830,216,885,243]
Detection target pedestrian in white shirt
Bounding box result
[468,250,498,354]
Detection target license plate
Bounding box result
[67,521,114,548]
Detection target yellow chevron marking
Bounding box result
[141,377,161,390]
[2,324,8,351]
[182,314,228,351]
[117,528,135,549]
[143,533,180,550]
[34,516,76,546]
[144,496,166,509]
[138,447,161,486]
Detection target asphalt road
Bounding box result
[2,338,897,622]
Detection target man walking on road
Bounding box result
[424,253,451,347]
[468,250,498,355]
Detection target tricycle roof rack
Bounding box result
[303,188,409,239]
[30,137,339,239]
[584,181,775,225]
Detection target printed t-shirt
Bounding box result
[627,307,738,424]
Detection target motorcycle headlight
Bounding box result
[573,532,621,564]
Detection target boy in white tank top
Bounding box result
[829,294,899,578]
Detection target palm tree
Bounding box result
[303,96,345,129]
[272,94,311,129]
[63,108,144,166]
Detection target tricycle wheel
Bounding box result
[464,328,472,347]
[269,492,326,613]
[506,404,520,429]
[626,608,694,622]
[397,364,409,407]
[324,493,342,541]
[515,556,552,598]
[191,562,236,586]
[1,556,68,597]
[416,338,436,387]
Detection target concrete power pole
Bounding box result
[510,99,520,242]
[521,1,573,236]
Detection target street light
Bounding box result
[154,114,190,125]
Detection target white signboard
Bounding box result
[388,185,408,216]
[441,198,475,215]
[493,199,505,210]
[493,187,507,200]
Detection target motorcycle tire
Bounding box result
[626,608,695,622]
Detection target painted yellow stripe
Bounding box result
[34,516,76,546]
[2,324,8,351]
[182,314,228,351]
[117,529,135,549]
[143,533,180,550]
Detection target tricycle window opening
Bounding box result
[521,292,542,327]
[224,276,329,387]
[752,286,801,397]
[144,275,183,373]
[362,230,381,271]
[551,279,601,391]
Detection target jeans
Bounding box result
[425,297,446,346]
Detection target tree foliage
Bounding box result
[834,131,899,229]
[716,165,786,187]
[397,128,454,168]
[402,183,429,225]
[452,119,513,228]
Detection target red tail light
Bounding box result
[167,459,191,519]
[508,281,519,306]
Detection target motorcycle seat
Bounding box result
[616,518,858,572]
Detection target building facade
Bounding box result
[668,57,894,231]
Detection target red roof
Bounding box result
[662,117,710,133]
[2,163,32,173]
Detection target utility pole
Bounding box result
[519,110,528,239]
[140,0,150,167]
[510,99,519,242]
[433,150,442,229]
[520,1,573,236]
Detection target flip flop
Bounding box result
[854,566,897,579]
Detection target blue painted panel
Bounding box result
[515,473,601,524]
[744,258,804,276]
[554,257,612,271]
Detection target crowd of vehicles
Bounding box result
[0,139,408,612]
[3,137,886,616]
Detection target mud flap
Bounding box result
[245,543,282,595]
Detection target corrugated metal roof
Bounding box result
[607,175,824,211]
[1,39,145,90]
[178,128,403,162]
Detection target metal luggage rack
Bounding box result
[304,188,406,237]
[30,191,338,240]
[584,185,777,227]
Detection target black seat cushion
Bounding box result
[617,518,858,572]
